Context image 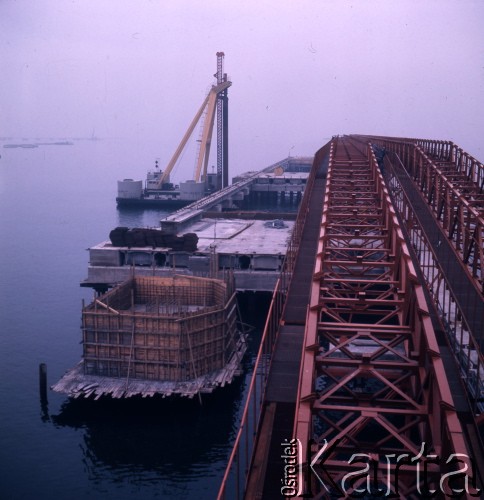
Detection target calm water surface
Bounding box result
[0,139,266,499]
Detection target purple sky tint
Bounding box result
[1,0,483,177]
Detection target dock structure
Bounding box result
[218,135,484,499]
[53,274,246,399]
[55,158,315,400]
[159,156,311,232]
[83,157,314,293]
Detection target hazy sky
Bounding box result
[2,0,483,176]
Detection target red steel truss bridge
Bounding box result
[218,135,483,499]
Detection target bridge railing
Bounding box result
[384,152,484,416]
[355,134,484,187]
[293,139,472,496]
[369,137,484,294]
[412,146,484,291]
[416,139,484,189]
[217,141,332,499]
[285,142,330,273]
[217,276,285,500]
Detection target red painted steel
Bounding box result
[293,137,474,498]
[219,136,482,498]
[217,142,332,499]
[362,135,484,294]
[384,148,484,411]
[217,276,285,500]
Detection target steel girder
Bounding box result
[367,136,484,294]
[383,152,484,416]
[294,137,473,498]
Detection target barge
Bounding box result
[117,52,231,209]
[116,166,221,209]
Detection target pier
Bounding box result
[77,136,483,495]
[83,156,313,293]
[55,157,315,400]
[218,135,484,499]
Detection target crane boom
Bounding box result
[155,80,232,189]
[194,84,221,182]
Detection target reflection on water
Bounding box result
[51,379,245,483]
[0,140,272,499]
[116,206,172,229]
[45,293,269,498]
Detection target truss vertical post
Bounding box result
[216,51,229,189]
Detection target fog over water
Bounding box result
[0,140,272,499]
[0,2,483,498]
[1,0,483,183]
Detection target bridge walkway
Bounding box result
[388,152,484,349]
[383,150,484,468]
[218,135,483,499]
[292,136,477,498]
[244,153,328,499]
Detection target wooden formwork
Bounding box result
[82,274,238,383]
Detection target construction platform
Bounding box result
[218,136,484,499]
[83,158,315,294]
[84,218,295,292]
[53,275,246,399]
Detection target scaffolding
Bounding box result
[53,274,246,399]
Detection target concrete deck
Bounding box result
[84,218,294,292]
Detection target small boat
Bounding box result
[3,143,38,149]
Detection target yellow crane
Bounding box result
[154,78,231,189]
